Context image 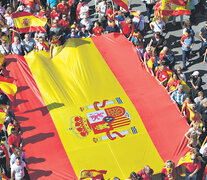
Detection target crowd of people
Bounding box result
[0,0,207,179]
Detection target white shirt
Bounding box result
[79,3,89,19]
[0,44,10,55]
[151,20,165,35]
[11,161,26,180]
[80,18,93,31]
[97,2,107,16]
[5,14,14,28]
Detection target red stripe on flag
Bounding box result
[92,33,189,164]
[162,10,191,16]
[5,54,77,180]
[16,26,46,33]
[12,11,40,18]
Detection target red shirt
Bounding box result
[8,134,22,152]
[68,0,73,6]
[186,161,201,173]
[50,10,61,21]
[120,20,134,37]
[156,70,170,82]
[106,8,114,22]
[93,27,103,36]
[58,19,69,29]
[39,10,49,17]
[137,169,153,180]
[57,3,69,14]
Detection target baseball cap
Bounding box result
[192,71,199,76]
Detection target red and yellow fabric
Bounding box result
[112,0,128,11]
[0,109,6,130]
[0,53,5,67]
[161,0,191,16]
[79,170,107,180]
[0,76,17,102]
[12,12,47,33]
[5,33,189,179]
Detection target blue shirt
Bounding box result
[66,34,79,40]
[182,36,192,51]
[11,42,24,55]
[171,90,186,105]
[47,0,58,9]
[22,38,36,53]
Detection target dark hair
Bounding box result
[16,157,21,160]
[172,72,179,79]
[130,172,138,179]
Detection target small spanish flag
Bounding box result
[0,76,17,102]
[79,170,107,180]
[0,108,6,130]
[12,12,47,33]
[112,0,128,11]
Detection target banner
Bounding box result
[12,12,46,33]
[5,33,189,179]
[112,0,128,11]
[161,0,191,16]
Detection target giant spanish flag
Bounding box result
[5,33,189,179]
[12,12,47,33]
[161,0,191,16]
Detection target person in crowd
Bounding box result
[132,11,145,36]
[190,71,203,100]
[135,39,145,60]
[36,36,49,51]
[11,157,26,180]
[144,46,152,64]
[49,19,63,38]
[181,96,195,123]
[10,148,26,167]
[194,91,205,110]
[11,36,26,56]
[142,0,155,23]
[170,85,186,110]
[79,25,90,38]
[198,98,207,125]
[96,0,107,29]
[155,64,170,87]
[50,5,61,22]
[80,15,93,31]
[161,160,176,180]
[58,14,70,34]
[8,128,22,153]
[0,39,10,55]
[50,34,61,59]
[149,16,165,35]
[159,47,175,70]
[148,32,167,55]
[7,118,22,137]
[92,21,103,36]
[126,172,139,180]
[0,137,9,178]
[21,34,36,53]
[137,165,153,180]
[0,2,6,20]
[47,0,58,9]
[57,0,69,15]
[166,72,181,94]
[76,0,89,21]
[120,17,134,40]
[105,19,119,34]
[185,153,201,179]
[105,2,115,24]
[199,22,207,58]
[4,7,14,28]
[176,66,186,82]
[180,29,193,70]
[66,28,79,40]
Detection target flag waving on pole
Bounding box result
[12,12,47,33]
[111,0,129,11]
[161,0,191,16]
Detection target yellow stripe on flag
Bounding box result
[13,15,46,29]
[25,38,164,179]
[0,81,17,97]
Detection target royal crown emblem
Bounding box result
[22,18,30,28]
[69,97,138,143]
